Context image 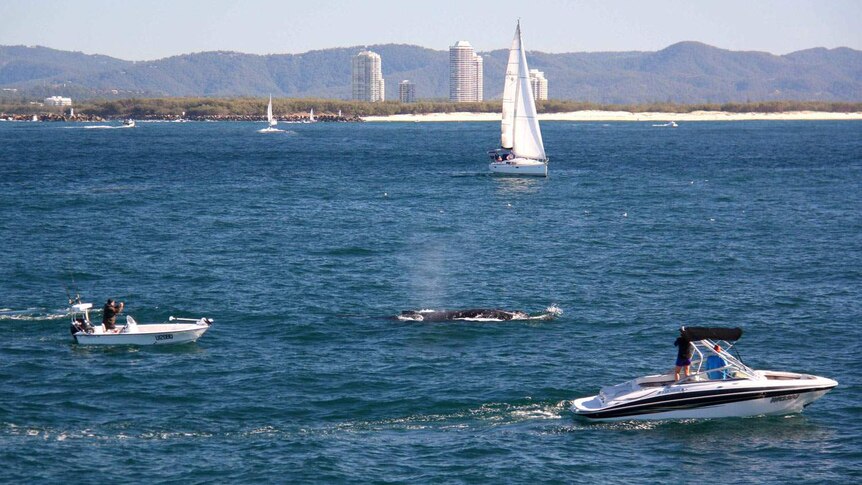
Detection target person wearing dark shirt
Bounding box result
[674,330,693,381]
[102,299,124,332]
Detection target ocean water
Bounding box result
[0,120,860,483]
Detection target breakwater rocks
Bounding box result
[131,113,362,122]
[1,113,363,123]
[1,113,106,122]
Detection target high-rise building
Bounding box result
[398,80,415,103]
[352,50,385,102]
[449,41,483,102]
[529,69,548,101]
[44,96,72,106]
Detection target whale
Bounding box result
[397,308,532,322]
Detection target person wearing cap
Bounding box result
[102,299,124,332]
[674,328,693,381]
[705,344,728,380]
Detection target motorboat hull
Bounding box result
[73,323,210,346]
[489,158,548,177]
[572,376,837,421]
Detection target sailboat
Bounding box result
[258,95,281,133]
[308,108,316,123]
[488,21,548,177]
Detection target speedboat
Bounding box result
[572,326,837,421]
[122,119,136,128]
[68,302,212,345]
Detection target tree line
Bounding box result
[2,97,861,117]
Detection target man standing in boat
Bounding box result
[102,299,124,332]
[674,328,693,381]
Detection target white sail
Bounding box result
[267,95,277,127]
[309,108,315,122]
[510,24,546,161]
[500,25,521,150]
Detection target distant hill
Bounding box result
[1,42,860,103]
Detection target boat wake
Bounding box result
[396,305,562,322]
[0,308,69,321]
[333,399,570,433]
[82,125,133,130]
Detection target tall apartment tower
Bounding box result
[352,50,385,102]
[449,41,483,102]
[398,80,415,103]
[529,69,548,101]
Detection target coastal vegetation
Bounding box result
[2,97,860,119]
[2,43,861,104]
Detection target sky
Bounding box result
[1,0,859,61]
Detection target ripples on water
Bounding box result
[0,121,860,482]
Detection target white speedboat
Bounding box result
[488,21,548,177]
[258,94,281,133]
[122,119,136,128]
[572,327,837,421]
[68,302,212,346]
[652,121,678,127]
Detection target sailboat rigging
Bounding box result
[488,21,548,177]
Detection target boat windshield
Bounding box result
[683,339,757,382]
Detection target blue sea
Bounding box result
[1,119,860,483]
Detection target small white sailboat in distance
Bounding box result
[258,95,282,133]
[489,21,548,177]
[308,108,316,123]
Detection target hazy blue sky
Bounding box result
[1,0,859,60]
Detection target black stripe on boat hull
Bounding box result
[578,385,835,420]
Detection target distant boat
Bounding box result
[31,115,39,122]
[123,119,136,128]
[308,108,316,123]
[488,21,548,177]
[652,121,678,127]
[258,95,282,133]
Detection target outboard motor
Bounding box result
[70,317,94,335]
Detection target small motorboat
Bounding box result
[122,119,136,128]
[572,326,837,421]
[68,302,212,345]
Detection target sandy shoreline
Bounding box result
[363,110,862,122]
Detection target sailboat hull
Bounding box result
[489,158,548,177]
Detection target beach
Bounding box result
[363,110,862,122]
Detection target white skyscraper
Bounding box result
[529,69,548,101]
[352,50,385,102]
[449,41,483,102]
